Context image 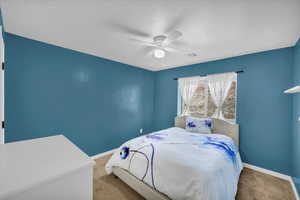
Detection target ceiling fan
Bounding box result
[130,30,197,59]
[107,21,197,59]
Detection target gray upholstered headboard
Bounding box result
[175,115,239,148]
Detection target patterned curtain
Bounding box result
[207,72,236,119]
[178,77,202,115]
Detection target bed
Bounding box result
[105,115,242,200]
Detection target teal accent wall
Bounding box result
[4,33,155,156]
[153,48,294,175]
[292,39,300,194]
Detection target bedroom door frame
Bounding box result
[0,26,4,144]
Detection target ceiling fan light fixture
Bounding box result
[153,49,166,59]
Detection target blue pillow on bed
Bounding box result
[186,117,213,134]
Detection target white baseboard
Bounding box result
[243,163,299,200]
[91,148,118,160]
[290,177,300,200]
[243,163,290,180]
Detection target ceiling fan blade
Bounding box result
[164,14,185,33]
[129,38,157,47]
[164,46,197,57]
[168,30,182,41]
[164,30,182,45]
[107,22,151,38]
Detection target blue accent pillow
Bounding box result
[186,117,213,134]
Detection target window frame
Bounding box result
[177,78,237,123]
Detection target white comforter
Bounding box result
[106,127,243,200]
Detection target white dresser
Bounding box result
[0,135,95,200]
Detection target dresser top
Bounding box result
[0,135,95,199]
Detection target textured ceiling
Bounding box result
[1,0,300,71]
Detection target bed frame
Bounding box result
[112,116,239,200]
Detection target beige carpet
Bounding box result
[93,155,296,200]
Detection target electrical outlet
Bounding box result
[139,128,143,134]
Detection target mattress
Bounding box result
[106,127,243,200]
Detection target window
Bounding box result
[178,73,237,122]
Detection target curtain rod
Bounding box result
[173,70,244,80]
